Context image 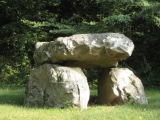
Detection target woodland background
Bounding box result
[0,0,160,87]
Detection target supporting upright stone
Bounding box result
[98,68,148,105]
[24,64,90,109]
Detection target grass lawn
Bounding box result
[0,85,160,120]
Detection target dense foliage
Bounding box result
[0,0,160,87]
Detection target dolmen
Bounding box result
[24,33,148,109]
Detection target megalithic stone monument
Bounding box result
[24,33,147,109]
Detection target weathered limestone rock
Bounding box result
[98,68,148,105]
[34,33,134,68]
[24,64,90,109]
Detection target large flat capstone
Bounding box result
[34,33,134,68]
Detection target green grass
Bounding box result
[0,85,160,120]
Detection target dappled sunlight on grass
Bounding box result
[0,85,160,120]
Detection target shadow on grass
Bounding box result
[0,93,24,106]
[0,85,25,106]
[146,98,160,110]
[0,85,160,110]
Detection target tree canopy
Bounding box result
[0,0,160,86]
